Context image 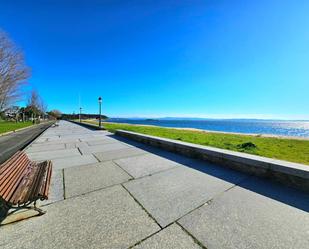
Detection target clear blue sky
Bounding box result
[1,0,308,119]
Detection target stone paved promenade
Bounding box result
[1,121,308,249]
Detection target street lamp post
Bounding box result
[79,107,82,123]
[98,97,102,128]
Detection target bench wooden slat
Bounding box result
[10,163,39,205]
[0,155,30,184]
[0,151,24,174]
[41,161,52,198]
[0,156,28,186]
[0,158,29,201]
[26,162,46,203]
[36,161,52,200]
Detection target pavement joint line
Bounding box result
[58,156,177,183]
[176,221,208,249]
[126,223,175,249]
[170,174,253,227]
[222,174,252,194]
[89,140,123,146]
[112,160,136,179]
[92,153,101,163]
[40,198,65,207]
[62,169,66,199]
[63,181,133,201]
[77,147,83,155]
[121,184,163,229]
[113,159,182,181]
[166,201,211,228]
[139,164,180,178]
[94,149,149,162]
[92,153,100,163]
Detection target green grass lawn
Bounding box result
[0,121,33,134]
[83,120,309,165]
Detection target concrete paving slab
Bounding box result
[0,185,160,249]
[52,154,98,170]
[64,161,132,198]
[79,143,130,154]
[115,154,180,178]
[79,133,113,141]
[94,147,148,162]
[60,133,93,137]
[31,138,81,146]
[26,148,81,161]
[133,223,202,249]
[86,138,119,146]
[124,166,245,227]
[79,136,114,142]
[34,137,48,143]
[46,135,62,140]
[65,141,88,149]
[26,143,66,153]
[178,177,309,249]
[144,149,195,166]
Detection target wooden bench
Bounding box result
[0,151,52,216]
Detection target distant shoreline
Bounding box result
[174,127,309,140]
[109,118,309,122]
[102,121,309,141]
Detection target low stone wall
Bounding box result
[115,129,309,192]
[69,120,106,130]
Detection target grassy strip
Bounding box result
[0,121,33,134]
[83,120,309,165]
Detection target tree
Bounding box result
[39,96,48,120]
[48,109,62,119]
[23,90,49,122]
[26,90,41,121]
[26,90,41,120]
[39,97,47,114]
[28,90,40,109]
[0,30,30,113]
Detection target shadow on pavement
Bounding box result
[0,202,9,224]
[109,134,309,212]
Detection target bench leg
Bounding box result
[6,201,46,216]
[33,201,46,215]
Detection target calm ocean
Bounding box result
[106,119,309,138]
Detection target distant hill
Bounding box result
[62,113,108,120]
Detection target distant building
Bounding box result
[4,106,20,119]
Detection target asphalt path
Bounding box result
[0,122,54,164]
